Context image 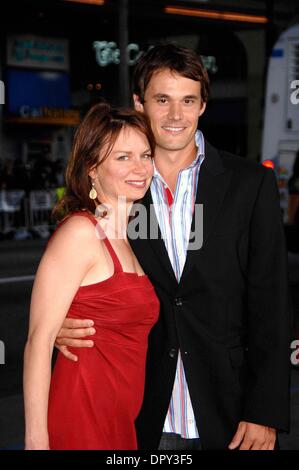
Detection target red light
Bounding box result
[262,160,275,169]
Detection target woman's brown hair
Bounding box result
[53,102,155,221]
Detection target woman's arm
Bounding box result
[23,217,97,449]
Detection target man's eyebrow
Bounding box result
[151,93,199,100]
[183,95,199,100]
[152,93,170,99]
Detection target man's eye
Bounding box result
[157,98,168,104]
[184,99,195,104]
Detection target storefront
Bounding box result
[0,1,272,170]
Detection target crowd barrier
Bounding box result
[0,189,60,239]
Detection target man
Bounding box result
[55,44,291,450]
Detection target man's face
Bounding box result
[134,69,206,153]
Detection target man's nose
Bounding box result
[167,102,183,121]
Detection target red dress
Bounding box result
[47,212,159,449]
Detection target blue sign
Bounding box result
[6,69,70,115]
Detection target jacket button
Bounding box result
[174,297,183,306]
[169,348,176,358]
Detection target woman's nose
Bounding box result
[132,159,147,174]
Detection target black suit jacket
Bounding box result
[129,141,291,450]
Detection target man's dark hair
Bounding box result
[133,43,210,104]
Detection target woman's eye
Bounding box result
[117,155,129,161]
[142,154,152,159]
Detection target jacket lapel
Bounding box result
[180,141,232,284]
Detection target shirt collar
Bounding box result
[153,130,205,182]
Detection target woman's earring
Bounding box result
[89,181,98,200]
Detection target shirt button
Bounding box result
[174,297,183,306]
[169,348,176,358]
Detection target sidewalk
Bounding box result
[0,238,47,279]
[0,394,24,449]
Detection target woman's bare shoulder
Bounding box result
[48,213,99,252]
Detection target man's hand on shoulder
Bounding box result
[228,421,277,450]
[55,318,95,362]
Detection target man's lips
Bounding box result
[161,126,186,133]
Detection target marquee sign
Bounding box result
[93,41,143,67]
[7,35,69,71]
[93,40,218,74]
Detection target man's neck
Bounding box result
[155,145,198,193]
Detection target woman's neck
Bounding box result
[95,199,133,241]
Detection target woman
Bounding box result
[23,103,159,450]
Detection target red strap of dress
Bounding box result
[50,211,123,273]
[71,211,123,274]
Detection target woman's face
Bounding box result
[90,126,154,205]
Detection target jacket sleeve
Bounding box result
[242,167,292,432]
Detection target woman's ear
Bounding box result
[133,94,144,112]
[88,166,96,180]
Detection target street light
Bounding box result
[63,0,105,5]
[165,5,268,24]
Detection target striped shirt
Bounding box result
[150,130,205,439]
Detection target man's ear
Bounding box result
[198,101,207,118]
[133,94,144,112]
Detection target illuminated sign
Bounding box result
[6,107,80,126]
[19,106,78,119]
[201,55,218,74]
[7,35,69,71]
[93,41,218,74]
[6,69,79,125]
[93,41,143,67]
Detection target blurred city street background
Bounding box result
[1,0,299,450]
